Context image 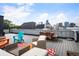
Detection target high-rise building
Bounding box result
[36,23,44,29]
[69,23,76,27]
[58,23,63,27]
[45,20,52,29]
[64,22,70,28]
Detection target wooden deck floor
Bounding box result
[46,38,79,56]
[5,34,79,56]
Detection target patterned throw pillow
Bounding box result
[47,48,56,56]
[18,43,27,48]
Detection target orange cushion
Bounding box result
[0,39,9,48]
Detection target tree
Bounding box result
[4,19,20,29]
[4,19,21,33]
[4,20,11,29]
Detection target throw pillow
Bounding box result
[47,48,56,56]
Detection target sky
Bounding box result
[0,3,79,26]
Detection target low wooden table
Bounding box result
[4,43,30,56]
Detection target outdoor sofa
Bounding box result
[32,35,47,49]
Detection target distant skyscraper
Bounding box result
[64,22,70,28]
[46,20,49,25]
[44,20,53,31]
[36,24,44,29]
[58,23,63,27]
[69,23,76,27]
[45,20,51,28]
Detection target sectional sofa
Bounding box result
[0,35,47,56]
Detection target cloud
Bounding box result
[35,13,49,24]
[73,17,79,26]
[51,13,70,25]
[35,12,70,26]
[17,3,34,6]
[3,3,74,26]
[3,3,34,25]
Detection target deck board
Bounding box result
[46,38,79,56]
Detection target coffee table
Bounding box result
[4,43,30,56]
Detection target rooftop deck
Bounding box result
[4,33,79,56]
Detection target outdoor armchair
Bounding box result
[13,31,24,43]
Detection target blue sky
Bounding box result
[0,3,79,26]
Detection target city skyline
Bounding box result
[0,3,79,26]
